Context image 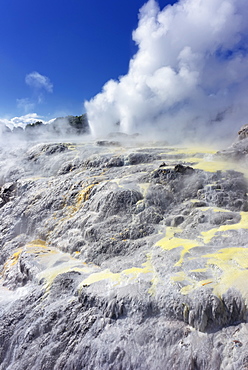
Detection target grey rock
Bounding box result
[0,136,248,369]
[171,215,185,227]
[95,188,143,217]
[126,152,157,165]
[238,124,248,140]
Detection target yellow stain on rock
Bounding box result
[109,178,121,186]
[170,244,248,301]
[27,239,47,248]
[26,240,58,259]
[201,212,248,244]
[158,209,248,301]
[195,206,231,213]
[171,269,214,295]
[189,268,208,273]
[38,262,96,291]
[189,199,201,203]
[140,253,159,295]
[9,250,22,266]
[212,268,248,301]
[1,240,48,277]
[204,247,248,269]
[79,253,157,294]
[32,241,97,290]
[2,240,99,292]
[1,249,22,276]
[156,227,201,266]
[172,271,189,282]
[67,143,77,151]
[81,262,152,287]
[193,158,237,173]
[76,184,95,206]
[180,279,214,295]
[165,146,244,174]
[59,183,96,220]
[167,146,216,156]
[79,269,121,287]
[200,247,248,301]
[138,183,150,197]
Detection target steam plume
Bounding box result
[85,0,248,143]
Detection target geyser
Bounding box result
[85,0,248,143]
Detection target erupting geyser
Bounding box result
[86,0,248,143]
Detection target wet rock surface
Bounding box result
[0,139,248,369]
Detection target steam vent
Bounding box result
[1,128,248,369]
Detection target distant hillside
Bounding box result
[11,114,90,138]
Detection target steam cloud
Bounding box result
[85,0,248,143]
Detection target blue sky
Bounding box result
[0,0,177,121]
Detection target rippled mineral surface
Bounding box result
[0,137,248,369]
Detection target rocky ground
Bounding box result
[0,131,248,369]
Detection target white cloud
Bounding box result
[0,113,43,129]
[25,71,53,93]
[16,72,53,114]
[85,0,248,143]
